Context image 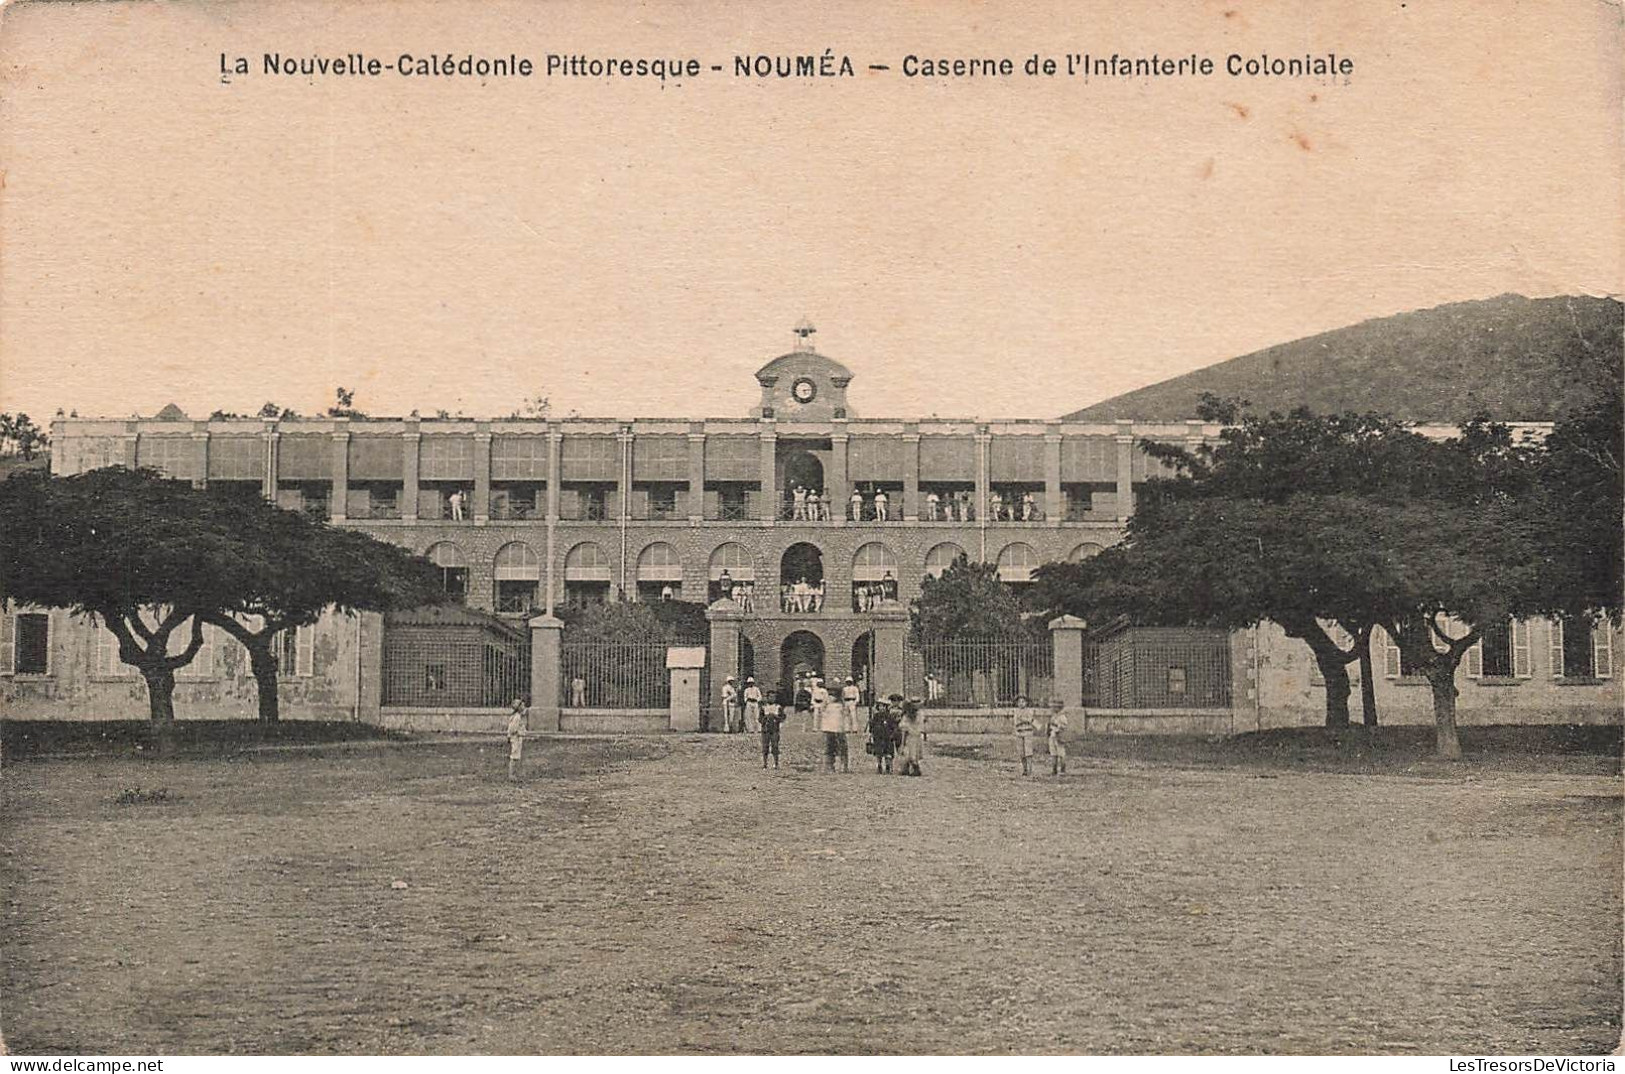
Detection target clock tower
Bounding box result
[753,321,855,420]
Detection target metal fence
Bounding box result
[561,642,671,709]
[382,617,530,708]
[904,641,1054,708]
[1083,628,1232,709]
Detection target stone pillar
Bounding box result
[330,427,350,522]
[262,428,279,502]
[759,428,778,521]
[666,647,707,732]
[355,611,385,723]
[545,429,561,614]
[872,606,909,701]
[1050,614,1087,720]
[122,431,139,469]
[1114,424,1135,522]
[687,426,705,522]
[528,614,564,732]
[706,599,745,732]
[473,431,492,523]
[974,431,991,525]
[829,429,849,523]
[401,428,421,521]
[191,431,209,489]
[902,430,920,521]
[1044,429,1063,525]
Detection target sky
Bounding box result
[0,0,1619,424]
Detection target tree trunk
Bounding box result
[247,641,281,725]
[1319,657,1352,728]
[1359,647,1378,727]
[142,666,177,722]
[1428,668,1462,760]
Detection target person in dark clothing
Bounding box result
[793,675,814,732]
[867,698,899,774]
[759,683,787,769]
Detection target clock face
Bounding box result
[792,377,818,403]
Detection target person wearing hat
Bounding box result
[813,677,847,772]
[759,682,787,769]
[840,675,861,738]
[721,675,739,734]
[505,697,528,782]
[743,676,762,735]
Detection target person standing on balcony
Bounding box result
[925,490,940,520]
[990,490,1003,522]
[449,489,466,521]
[874,489,889,522]
[792,485,807,521]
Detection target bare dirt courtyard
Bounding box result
[2,727,1620,1055]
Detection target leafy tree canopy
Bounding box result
[909,557,1034,647]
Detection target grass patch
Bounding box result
[1,719,406,760]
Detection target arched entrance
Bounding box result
[851,631,876,705]
[782,450,824,496]
[780,630,826,690]
[779,542,825,613]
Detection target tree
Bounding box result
[0,469,234,722]
[326,387,366,418]
[1033,399,1549,756]
[1530,392,1623,622]
[195,504,446,723]
[0,413,48,460]
[908,557,1031,646]
[0,466,445,725]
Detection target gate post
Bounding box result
[872,605,909,701]
[666,646,707,732]
[705,598,744,732]
[1050,614,1086,719]
[528,613,564,732]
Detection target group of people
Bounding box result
[717,671,927,774]
[989,490,1043,522]
[851,572,898,612]
[788,486,831,521]
[923,489,976,522]
[848,488,891,522]
[781,577,826,613]
[713,570,757,612]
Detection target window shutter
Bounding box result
[297,625,316,677]
[1465,640,1482,678]
[1549,619,1565,679]
[1512,620,1531,678]
[1381,628,1401,678]
[0,610,14,675]
[1593,621,1613,679]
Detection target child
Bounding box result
[867,699,897,774]
[1012,695,1037,776]
[759,689,786,769]
[506,698,528,782]
[1047,699,1069,776]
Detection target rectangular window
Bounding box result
[207,437,265,481]
[1166,666,1187,695]
[278,626,315,677]
[559,436,618,482]
[703,437,760,482]
[97,624,137,677]
[491,435,549,480]
[1552,617,1610,680]
[14,613,49,675]
[1060,437,1116,482]
[171,623,216,680]
[632,437,688,482]
[419,437,475,481]
[136,436,200,480]
[348,436,404,481]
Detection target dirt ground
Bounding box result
[2,728,1619,1055]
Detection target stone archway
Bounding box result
[780,630,826,690]
[782,450,824,496]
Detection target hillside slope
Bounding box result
[1067,294,1622,421]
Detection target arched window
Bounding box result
[996,542,1040,584]
[636,542,683,581]
[425,541,468,601]
[708,542,755,580]
[494,541,540,613]
[851,542,898,581]
[923,542,968,579]
[1068,542,1105,563]
[564,542,610,580]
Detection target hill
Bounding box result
[1066,294,1623,421]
